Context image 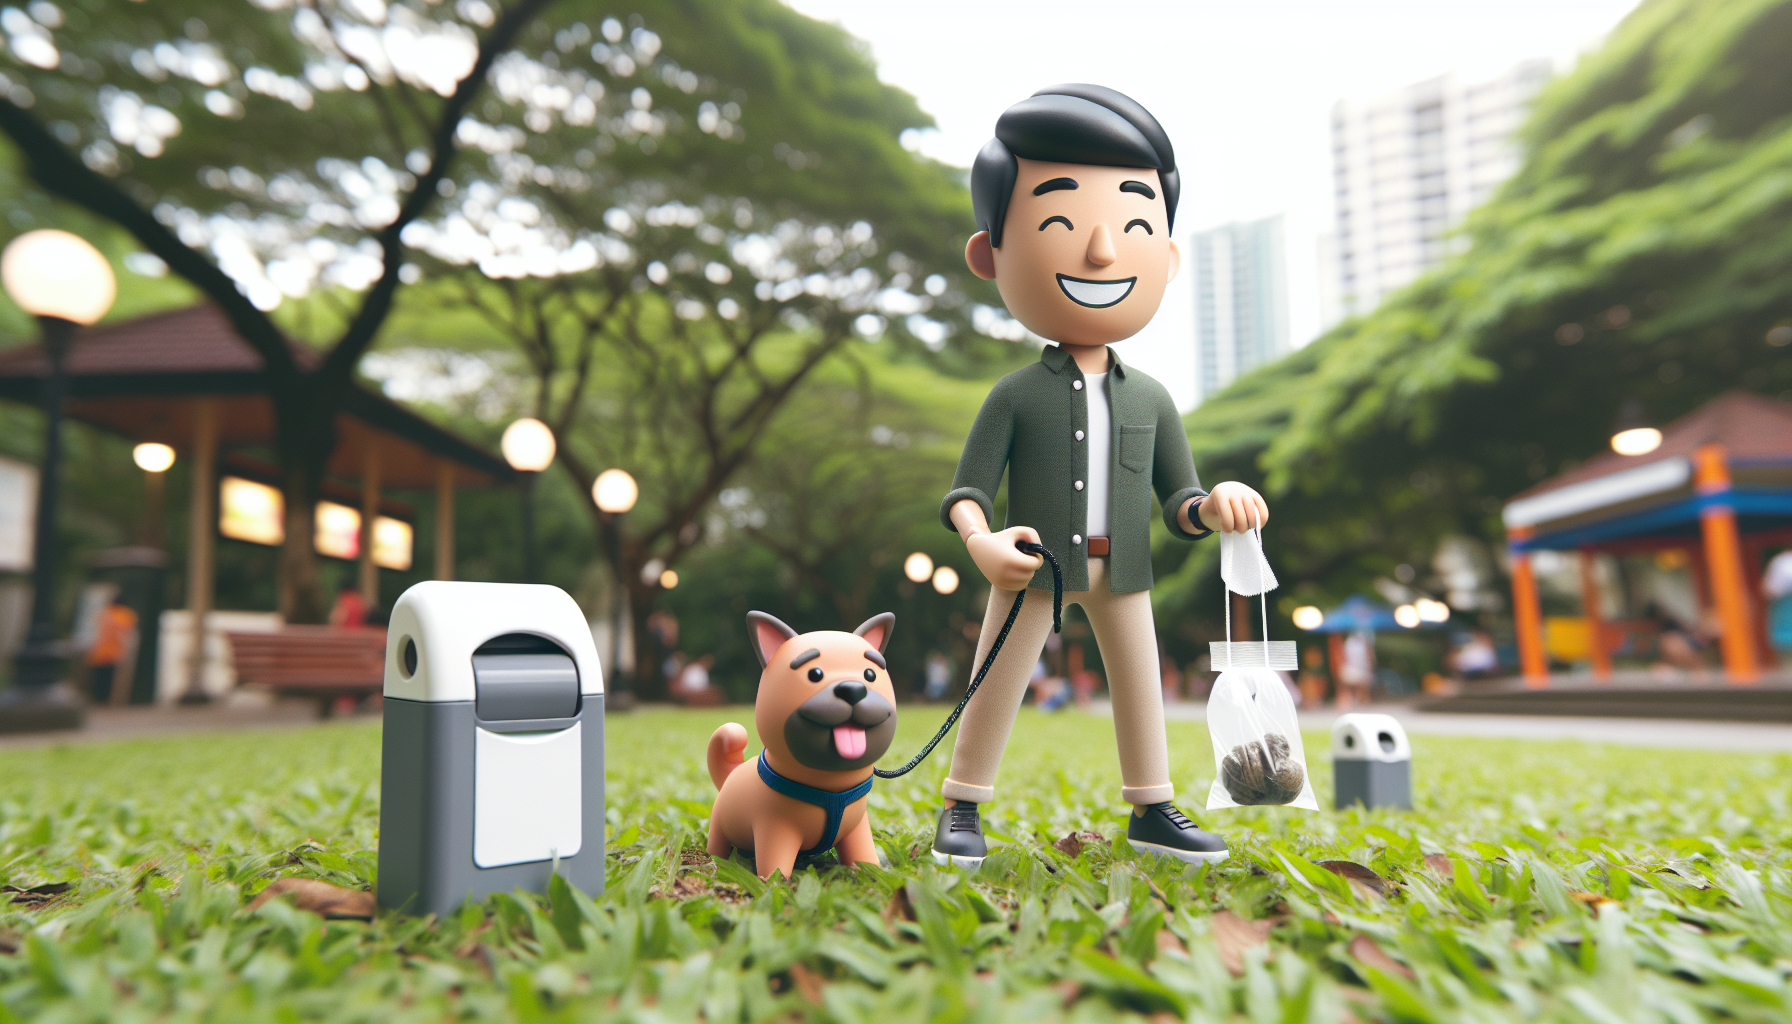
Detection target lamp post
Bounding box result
[0,230,116,731]
[133,442,175,548]
[592,468,638,693]
[500,417,556,582]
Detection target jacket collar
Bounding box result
[1041,344,1126,379]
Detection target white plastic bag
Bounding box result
[1205,516,1316,810]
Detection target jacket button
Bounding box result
[1072,380,1083,391]
[1074,480,1084,490]
[1072,535,1082,545]
[1075,430,1084,441]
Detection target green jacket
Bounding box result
[940,345,1210,594]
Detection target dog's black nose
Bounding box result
[833,680,867,705]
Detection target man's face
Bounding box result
[967,157,1180,346]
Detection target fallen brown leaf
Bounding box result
[1318,860,1390,898]
[1054,979,1081,1006]
[680,848,712,867]
[1211,910,1273,976]
[881,886,916,924]
[1570,891,1615,908]
[1155,928,1188,958]
[1423,853,1453,879]
[0,930,18,954]
[669,874,710,899]
[246,878,376,920]
[3,882,71,907]
[1148,1013,1181,1024]
[1348,934,1413,979]
[787,962,825,1005]
[1053,830,1107,859]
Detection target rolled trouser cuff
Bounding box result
[1122,782,1175,805]
[941,777,995,804]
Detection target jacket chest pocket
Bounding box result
[1118,424,1155,473]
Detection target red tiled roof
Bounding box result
[0,304,318,377]
[1515,390,1792,500]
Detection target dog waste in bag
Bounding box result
[1206,520,1317,811]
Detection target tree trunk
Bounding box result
[274,378,336,624]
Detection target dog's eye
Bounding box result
[863,668,876,683]
[807,667,824,682]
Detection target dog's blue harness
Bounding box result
[756,751,873,863]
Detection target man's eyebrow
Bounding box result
[789,649,821,669]
[863,649,887,669]
[1120,180,1156,199]
[1032,177,1079,196]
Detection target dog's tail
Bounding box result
[707,723,750,790]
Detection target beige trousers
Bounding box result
[941,558,1173,806]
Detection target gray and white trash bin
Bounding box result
[1330,713,1411,811]
[377,582,605,916]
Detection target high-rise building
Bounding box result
[1190,214,1289,405]
[1325,59,1550,325]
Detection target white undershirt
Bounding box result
[1084,371,1110,538]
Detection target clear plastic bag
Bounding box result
[1204,516,1316,811]
[1205,667,1317,810]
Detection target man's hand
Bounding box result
[1193,481,1270,534]
[966,527,1045,590]
[950,498,1044,590]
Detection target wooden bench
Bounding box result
[227,626,387,717]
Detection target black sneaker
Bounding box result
[1126,803,1229,865]
[930,801,987,869]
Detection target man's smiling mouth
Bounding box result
[1056,274,1137,309]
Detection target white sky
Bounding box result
[785,0,1642,407]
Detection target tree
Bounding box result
[0,0,578,619]
[385,0,1022,694]
[1163,0,1792,642]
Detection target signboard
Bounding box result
[219,477,284,546]
[219,477,411,568]
[0,457,37,572]
[314,501,361,560]
[372,516,413,571]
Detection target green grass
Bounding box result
[1,707,1789,1022]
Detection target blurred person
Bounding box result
[329,584,367,627]
[1645,602,1707,676]
[1449,629,1498,680]
[671,653,721,706]
[1297,644,1328,706]
[923,651,952,701]
[84,599,139,705]
[1028,658,1069,711]
[1159,649,1183,703]
[1767,549,1792,659]
[1337,632,1374,708]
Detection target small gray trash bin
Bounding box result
[1331,713,1411,810]
[377,582,605,916]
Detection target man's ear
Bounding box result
[965,231,997,281]
[1165,237,1181,284]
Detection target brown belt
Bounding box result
[1086,536,1110,556]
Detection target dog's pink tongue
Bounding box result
[833,725,866,759]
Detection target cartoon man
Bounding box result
[933,84,1269,868]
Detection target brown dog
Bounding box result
[706,611,897,879]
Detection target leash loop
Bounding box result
[875,539,1060,779]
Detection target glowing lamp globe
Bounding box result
[1611,427,1662,456]
[1393,604,1421,629]
[133,443,176,473]
[501,417,556,472]
[1291,605,1324,631]
[903,552,934,583]
[592,468,638,513]
[1415,598,1451,623]
[659,569,679,589]
[931,566,959,595]
[1,230,117,325]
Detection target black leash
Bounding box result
[875,540,1061,779]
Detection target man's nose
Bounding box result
[833,680,867,704]
[1085,223,1116,267]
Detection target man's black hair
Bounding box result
[971,84,1178,247]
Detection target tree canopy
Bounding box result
[1162,0,1792,637]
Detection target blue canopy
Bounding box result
[1305,595,1403,633]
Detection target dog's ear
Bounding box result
[746,611,798,667]
[853,612,895,654]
